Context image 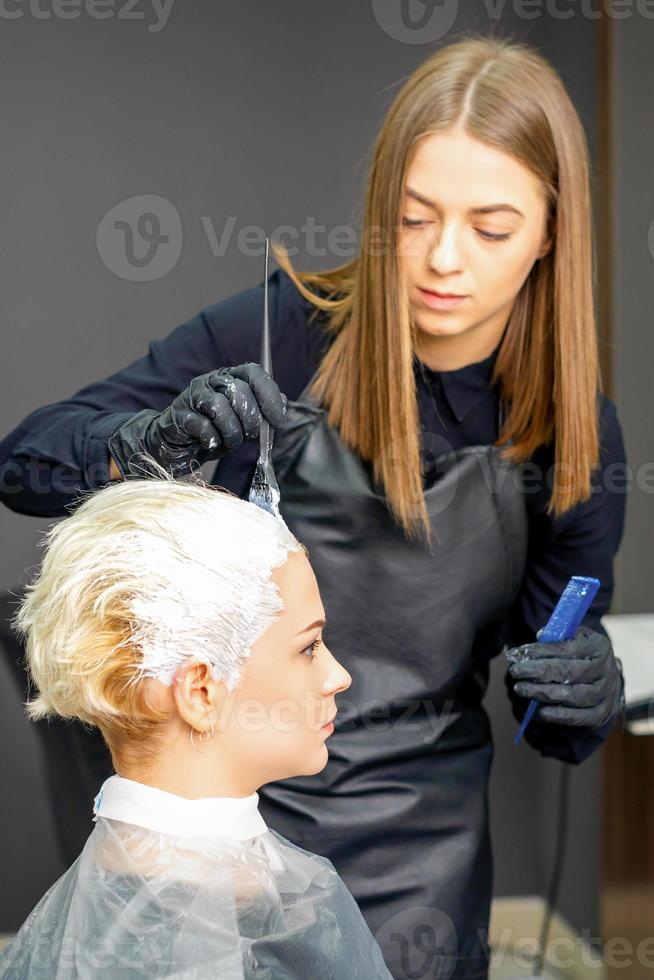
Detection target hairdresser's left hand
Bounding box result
[506,626,625,727]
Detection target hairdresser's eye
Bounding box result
[301,637,322,661]
[402,217,429,228]
[476,229,513,242]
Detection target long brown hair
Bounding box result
[272,35,601,544]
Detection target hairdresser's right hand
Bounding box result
[107,363,288,480]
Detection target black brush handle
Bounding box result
[259,238,272,460]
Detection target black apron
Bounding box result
[258,379,529,980]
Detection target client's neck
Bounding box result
[118,744,259,800]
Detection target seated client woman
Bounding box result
[1,464,391,979]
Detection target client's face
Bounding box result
[218,550,352,788]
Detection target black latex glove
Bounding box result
[108,363,288,479]
[506,626,625,728]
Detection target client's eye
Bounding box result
[302,637,322,661]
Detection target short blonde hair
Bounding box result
[13,462,303,772]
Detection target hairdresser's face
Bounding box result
[219,550,351,788]
[398,128,552,362]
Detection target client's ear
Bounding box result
[172,660,225,732]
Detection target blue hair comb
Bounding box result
[514,575,601,744]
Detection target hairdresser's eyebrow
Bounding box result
[405,187,439,209]
[471,203,525,217]
[405,186,524,218]
[297,618,326,635]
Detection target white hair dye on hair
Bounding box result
[126,494,303,689]
[14,460,305,724]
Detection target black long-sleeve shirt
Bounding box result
[0,268,628,763]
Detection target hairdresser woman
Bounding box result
[0,38,627,980]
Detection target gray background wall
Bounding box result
[612,18,654,613]
[0,0,651,942]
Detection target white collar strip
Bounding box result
[92,774,268,842]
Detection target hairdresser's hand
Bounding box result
[506,626,625,728]
[108,363,288,479]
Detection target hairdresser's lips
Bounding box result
[417,286,469,311]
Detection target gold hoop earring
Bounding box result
[201,723,215,742]
[190,722,215,753]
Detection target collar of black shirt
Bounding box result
[412,343,500,423]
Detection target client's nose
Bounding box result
[322,644,352,694]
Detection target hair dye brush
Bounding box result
[248,238,282,520]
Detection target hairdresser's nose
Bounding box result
[428,220,462,275]
[321,643,352,695]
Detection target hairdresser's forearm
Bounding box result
[0,404,137,516]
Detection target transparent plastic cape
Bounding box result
[0,817,392,979]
